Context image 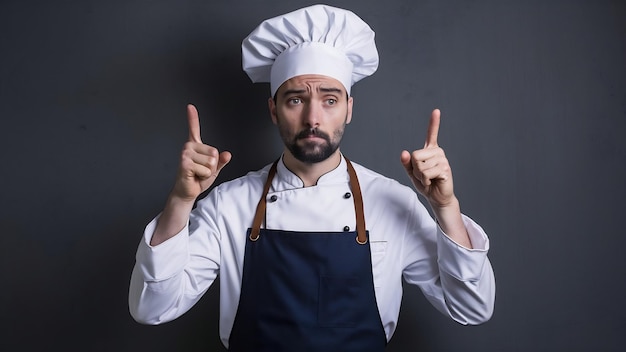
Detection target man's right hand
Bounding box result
[151,104,231,246]
[172,104,232,202]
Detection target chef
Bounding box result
[129,4,495,351]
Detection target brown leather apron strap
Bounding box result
[249,157,367,244]
[249,160,278,241]
[345,158,367,244]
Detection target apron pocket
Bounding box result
[318,275,360,327]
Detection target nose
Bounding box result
[302,101,321,128]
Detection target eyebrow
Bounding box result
[281,87,344,98]
[320,87,343,94]
[281,89,307,98]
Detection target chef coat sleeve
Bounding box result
[128,190,222,324]
[401,195,495,325]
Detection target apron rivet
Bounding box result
[343,226,350,231]
[269,195,278,202]
[343,192,351,199]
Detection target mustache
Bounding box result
[295,128,330,141]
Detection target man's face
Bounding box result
[269,74,353,164]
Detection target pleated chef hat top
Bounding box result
[241,4,379,97]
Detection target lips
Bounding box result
[301,133,322,140]
[296,129,329,141]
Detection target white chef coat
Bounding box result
[129,155,495,348]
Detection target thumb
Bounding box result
[216,151,232,172]
[400,150,413,173]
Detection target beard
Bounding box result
[278,123,346,164]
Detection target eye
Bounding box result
[288,98,301,105]
[327,99,337,105]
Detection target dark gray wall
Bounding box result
[1,0,624,351]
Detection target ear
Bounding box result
[268,97,278,125]
[346,96,354,125]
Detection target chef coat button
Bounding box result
[269,195,278,202]
[343,192,351,199]
[343,226,350,231]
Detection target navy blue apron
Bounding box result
[228,158,387,352]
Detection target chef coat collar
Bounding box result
[275,154,350,189]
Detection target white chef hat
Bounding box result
[241,4,379,97]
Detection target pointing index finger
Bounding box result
[187,104,202,143]
[424,109,440,148]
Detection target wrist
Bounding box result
[430,197,473,249]
[166,192,196,211]
[151,194,195,246]
[430,195,460,216]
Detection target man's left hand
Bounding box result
[400,109,472,248]
[400,109,456,209]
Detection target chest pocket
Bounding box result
[370,241,388,288]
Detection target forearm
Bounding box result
[151,194,196,246]
[431,196,472,249]
[410,215,495,325]
[129,263,192,324]
[438,257,495,325]
[436,214,495,324]
[129,212,218,324]
[129,214,194,324]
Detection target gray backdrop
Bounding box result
[1,0,625,351]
